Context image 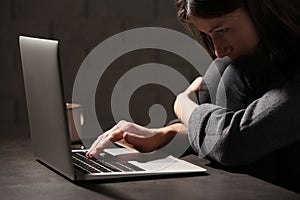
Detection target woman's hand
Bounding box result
[174,77,203,126]
[86,77,203,158]
[86,120,179,158]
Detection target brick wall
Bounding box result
[0,0,198,136]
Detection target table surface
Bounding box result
[1,132,300,200]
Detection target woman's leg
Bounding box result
[217,56,284,111]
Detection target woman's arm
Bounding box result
[86,120,187,157]
[188,74,300,166]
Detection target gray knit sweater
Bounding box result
[188,57,300,166]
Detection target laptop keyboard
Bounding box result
[72,151,145,174]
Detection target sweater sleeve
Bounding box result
[188,73,300,166]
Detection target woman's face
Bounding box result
[190,9,261,60]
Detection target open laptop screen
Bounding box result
[19,36,75,179]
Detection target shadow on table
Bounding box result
[76,171,209,199]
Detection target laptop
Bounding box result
[19,35,206,181]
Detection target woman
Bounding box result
[87,0,300,192]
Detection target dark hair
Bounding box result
[176,0,300,70]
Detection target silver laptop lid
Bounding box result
[19,36,75,180]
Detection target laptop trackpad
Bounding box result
[103,148,205,172]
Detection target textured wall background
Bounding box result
[0,0,199,137]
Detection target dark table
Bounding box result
[1,132,300,200]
